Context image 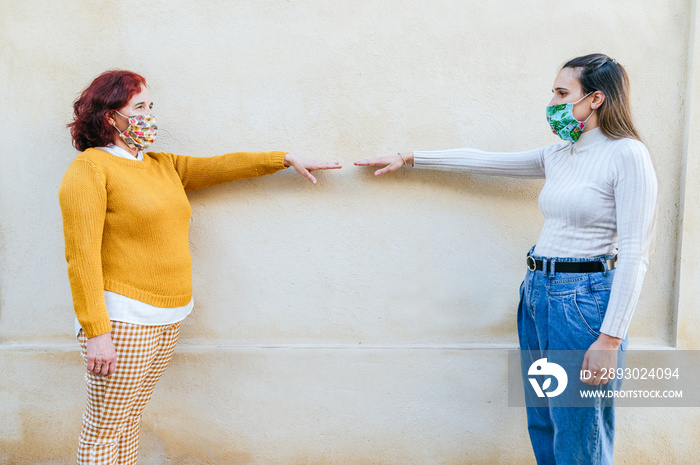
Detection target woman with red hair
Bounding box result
[60,70,340,464]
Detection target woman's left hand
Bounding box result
[284,155,342,184]
[580,333,622,385]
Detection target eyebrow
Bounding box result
[553,87,569,92]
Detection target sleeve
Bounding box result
[600,141,658,339]
[58,159,111,338]
[411,144,564,179]
[162,151,288,192]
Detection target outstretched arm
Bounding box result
[356,145,554,178]
[165,151,341,191]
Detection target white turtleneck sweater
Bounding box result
[413,128,658,339]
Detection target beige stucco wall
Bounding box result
[1,1,698,464]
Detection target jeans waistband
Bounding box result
[526,245,617,276]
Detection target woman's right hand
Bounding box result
[354,152,414,176]
[86,332,117,377]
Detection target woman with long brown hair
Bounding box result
[356,53,657,464]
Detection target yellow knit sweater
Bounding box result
[59,148,287,338]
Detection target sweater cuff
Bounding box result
[81,318,112,339]
[271,151,289,169]
[600,318,628,340]
[412,151,431,168]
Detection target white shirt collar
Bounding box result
[97,144,143,161]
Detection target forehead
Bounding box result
[126,85,151,106]
[552,67,582,91]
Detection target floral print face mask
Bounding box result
[113,111,158,150]
[546,92,594,143]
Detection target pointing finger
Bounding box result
[301,167,317,184]
[308,162,342,171]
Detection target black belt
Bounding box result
[526,255,616,273]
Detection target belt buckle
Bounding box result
[527,255,536,271]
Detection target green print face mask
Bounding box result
[546,92,594,143]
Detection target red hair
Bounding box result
[68,70,147,152]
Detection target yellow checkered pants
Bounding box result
[77,321,181,465]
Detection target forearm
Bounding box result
[167,151,288,191]
[411,146,548,178]
[64,255,112,338]
[599,252,650,339]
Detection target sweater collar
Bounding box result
[97,144,144,161]
[571,127,607,151]
[84,147,151,168]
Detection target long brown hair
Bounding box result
[563,54,640,141]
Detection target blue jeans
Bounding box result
[517,248,628,465]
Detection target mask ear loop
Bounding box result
[576,91,596,124]
[574,91,594,105]
[580,108,596,125]
[112,121,128,138]
[110,110,142,152]
[110,111,126,137]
